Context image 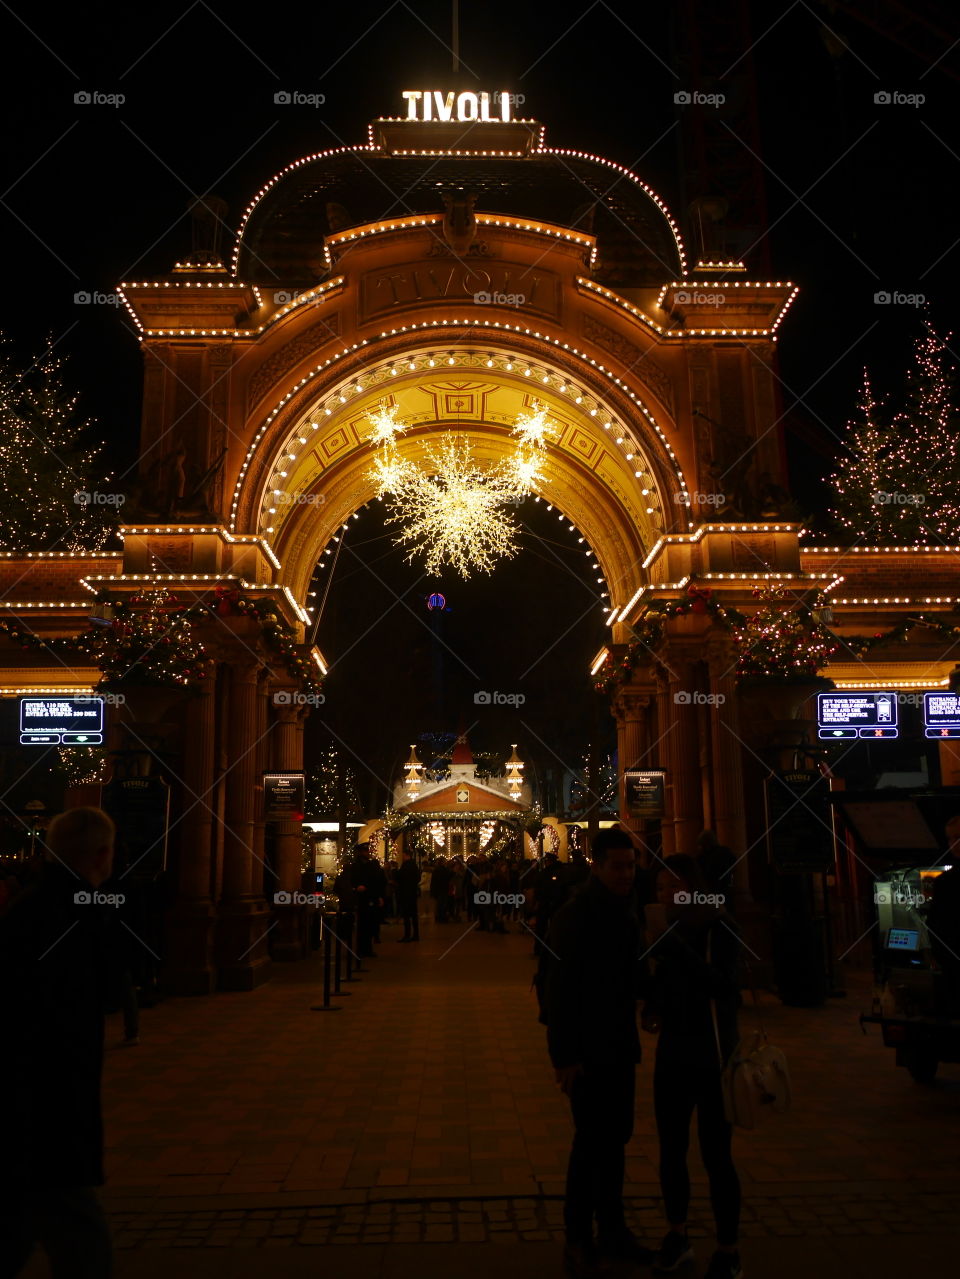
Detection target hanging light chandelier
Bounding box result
[367,400,553,578]
[403,743,423,799]
[506,743,525,800]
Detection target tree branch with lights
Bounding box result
[0,339,119,551]
[828,320,958,544]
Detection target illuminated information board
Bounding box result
[817,692,898,740]
[19,697,105,746]
[924,692,960,739]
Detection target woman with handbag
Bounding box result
[642,854,743,1279]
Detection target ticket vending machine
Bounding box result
[830,788,960,1083]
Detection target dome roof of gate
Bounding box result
[233,134,685,287]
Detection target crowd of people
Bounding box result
[329,840,599,951]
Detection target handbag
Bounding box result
[709,939,792,1130]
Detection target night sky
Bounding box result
[2,2,957,806]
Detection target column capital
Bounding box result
[272,701,300,725]
[704,632,740,681]
[229,655,263,684]
[613,691,652,722]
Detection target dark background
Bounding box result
[1,1,957,809]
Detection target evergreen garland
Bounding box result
[731,584,839,680]
[0,587,324,698]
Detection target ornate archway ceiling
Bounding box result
[245,345,686,612]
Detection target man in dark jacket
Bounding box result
[642,854,742,1279]
[544,828,655,1277]
[349,843,385,957]
[396,848,421,942]
[534,851,565,954]
[430,857,452,922]
[0,806,118,1278]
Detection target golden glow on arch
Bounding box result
[232,340,686,538]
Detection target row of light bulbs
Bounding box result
[321,212,596,272]
[582,278,798,340]
[118,277,343,339]
[231,133,687,275]
[306,500,610,611]
[249,344,674,540]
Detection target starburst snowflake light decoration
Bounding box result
[367,401,551,578]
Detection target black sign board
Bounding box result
[924,692,960,739]
[764,769,835,872]
[103,775,170,881]
[817,691,898,739]
[623,769,666,819]
[19,696,104,745]
[264,771,305,821]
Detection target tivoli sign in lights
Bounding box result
[400,90,515,122]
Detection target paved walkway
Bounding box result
[21,913,960,1277]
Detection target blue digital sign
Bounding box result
[817,692,898,740]
[924,691,960,739]
[19,697,105,746]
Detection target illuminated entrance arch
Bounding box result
[232,343,687,619]
[0,105,840,994]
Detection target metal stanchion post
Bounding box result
[311,912,342,1012]
[332,913,350,996]
[353,903,369,974]
[342,910,361,982]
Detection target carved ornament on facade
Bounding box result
[247,314,343,407]
[581,314,674,414]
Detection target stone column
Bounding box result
[271,698,308,961]
[665,654,703,854]
[253,670,271,899]
[706,636,751,902]
[163,663,217,994]
[215,657,272,990]
[613,689,653,858]
[654,669,677,858]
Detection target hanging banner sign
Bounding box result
[264,771,305,821]
[623,769,666,819]
[103,775,170,880]
[817,691,898,739]
[401,90,514,122]
[764,769,834,872]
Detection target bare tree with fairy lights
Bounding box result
[0,339,117,550]
[829,321,958,544]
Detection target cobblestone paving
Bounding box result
[108,1189,960,1248]
[101,917,960,1199]
[96,910,960,1273]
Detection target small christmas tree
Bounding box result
[828,369,902,540]
[893,319,958,541]
[828,322,959,545]
[732,585,838,680]
[0,339,117,550]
